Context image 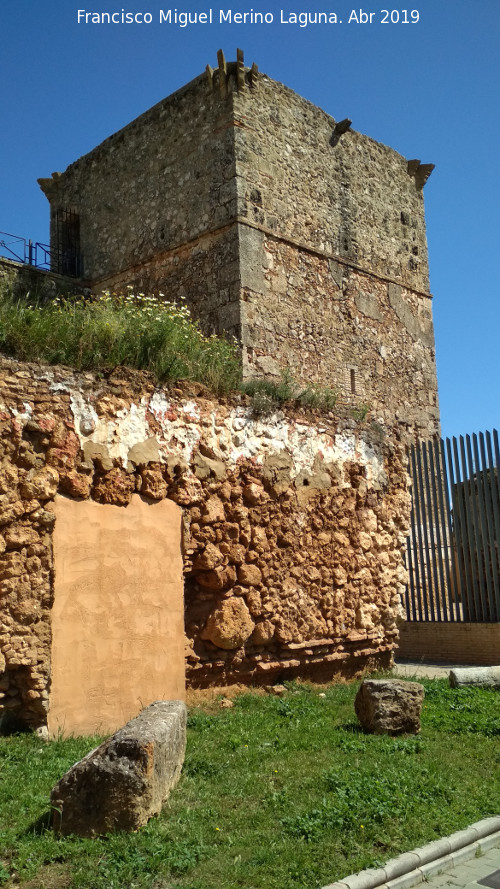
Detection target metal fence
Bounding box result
[405,430,500,623]
[0,227,82,277]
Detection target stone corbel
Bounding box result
[407,159,435,189]
[208,49,259,95]
[330,118,352,147]
[37,171,63,201]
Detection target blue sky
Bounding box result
[1,0,498,440]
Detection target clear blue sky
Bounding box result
[1,0,498,440]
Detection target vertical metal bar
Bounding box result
[484,431,500,620]
[416,441,435,620]
[448,437,470,621]
[487,430,500,555]
[435,439,459,621]
[472,433,495,620]
[479,434,500,620]
[28,239,33,266]
[422,442,441,619]
[405,533,416,620]
[427,441,449,621]
[410,444,427,620]
[407,446,420,620]
[464,435,488,620]
[457,436,480,620]
[403,444,415,622]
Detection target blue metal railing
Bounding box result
[0,230,82,277]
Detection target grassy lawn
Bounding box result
[0,677,499,889]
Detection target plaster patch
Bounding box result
[10,402,33,423]
[67,386,386,484]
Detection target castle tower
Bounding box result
[39,50,439,439]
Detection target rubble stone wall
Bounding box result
[38,74,238,289]
[96,226,242,340]
[241,235,439,434]
[0,258,86,303]
[0,356,411,733]
[234,72,431,292]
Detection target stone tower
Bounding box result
[39,50,440,439]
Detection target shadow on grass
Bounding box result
[23,810,53,836]
[338,720,364,733]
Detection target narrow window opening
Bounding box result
[350,368,356,394]
[53,208,82,276]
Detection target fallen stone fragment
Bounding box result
[219,697,234,708]
[354,678,424,735]
[265,684,287,696]
[51,701,187,836]
[449,666,500,689]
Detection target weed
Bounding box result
[240,369,339,416]
[0,287,241,395]
[239,372,295,415]
[351,403,371,422]
[297,384,338,410]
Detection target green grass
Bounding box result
[0,286,241,395]
[0,285,345,416]
[240,370,339,415]
[0,678,499,889]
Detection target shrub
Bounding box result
[240,370,338,416]
[0,287,241,395]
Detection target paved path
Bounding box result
[392,660,458,679]
[322,820,500,889]
[425,843,500,889]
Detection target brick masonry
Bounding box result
[398,621,500,666]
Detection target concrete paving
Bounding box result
[322,821,500,889]
[426,844,500,889]
[392,660,458,680]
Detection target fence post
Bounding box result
[405,429,500,625]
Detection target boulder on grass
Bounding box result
[449,667,500,689]
[51,700,186,836]
[355,679,424,735]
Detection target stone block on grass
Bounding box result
[51,700,186,836]
[449,667,500,689]
[355,678,424,735]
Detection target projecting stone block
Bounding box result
[449,667,500,689]
[51,701,187,836]
[201,596,255,649]
[354,678,424,735]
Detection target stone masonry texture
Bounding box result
[0,356,412,733]
[51,700,187,835]
[37,52,440,441]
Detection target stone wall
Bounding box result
[240,234,438,433]
[0,258,87,303]
[38,73,242,341]
[234,73,430,292]
[0,355,411,733]
[37,55,440,440]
